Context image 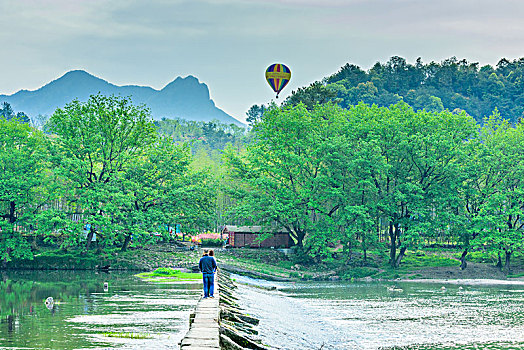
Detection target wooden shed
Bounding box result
[222,225,294,248]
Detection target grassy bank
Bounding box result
[4,243,201,271]
[4,243,524,282]
[135,267,201,282]
[216,248,524,282]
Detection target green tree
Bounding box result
[246,104,266,127]
[225,103,349,252]
[111,138,216,250]
[0,118,49,264]
[344,103,475,267]
[48,94,157,250]
[465,115,524,272]
[0,102,14,120]
[284,81,340,110]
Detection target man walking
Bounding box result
[198,249,217,299]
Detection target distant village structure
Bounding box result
[222,225,294,248]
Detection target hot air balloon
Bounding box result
[265,63,291,98]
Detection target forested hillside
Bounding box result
[4,57,524,273]
[285,56,524,124]
[154,118,248,154]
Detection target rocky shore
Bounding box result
[181,270,272,350]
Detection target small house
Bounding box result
[222,225,294,248]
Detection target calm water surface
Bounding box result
[233,275,524,350]
[0,270,200,349]
[3,271,524,350]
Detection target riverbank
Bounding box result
[4,243,524,284]
[216,247,524,283]
[3,243,202,271]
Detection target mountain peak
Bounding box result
[56,70,106,84]
[0,71,243,126]
[63,69,92,77]
[164,75,202,90]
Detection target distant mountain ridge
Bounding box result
[0,70,243,126]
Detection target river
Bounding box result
[0,270,200,349]
[233,275,524,350]
[2,271,524,350]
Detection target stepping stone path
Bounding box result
[180,281,220,349]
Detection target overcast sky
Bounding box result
[2,0,524,122]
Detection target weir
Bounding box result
[180,271,270,350]
[179,283,220,349]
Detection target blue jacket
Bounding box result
[199,255,217,274]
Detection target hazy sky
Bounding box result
[2,0,524,122]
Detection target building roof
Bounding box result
[223,225,263,233]
[222,225,288,233]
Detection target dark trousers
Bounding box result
[202,273,214,298]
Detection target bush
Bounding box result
[201,238,224,247]
[341,267,377,280]
[466,251,497,264]
[151,267,180,276]
[401,253,457,268]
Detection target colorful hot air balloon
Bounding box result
[265,63,291,98]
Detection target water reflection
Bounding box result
[0,270,200,349]
[233,275,524,350]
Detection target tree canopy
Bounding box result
[285,56,524,124]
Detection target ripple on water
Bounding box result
[232,278,524,350]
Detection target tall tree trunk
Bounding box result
[389,222,397,268]
[31,235,38,251]
[121,233,132,252]
[459,249,468,270]
[2,244,12,268]
[7,315,14,332]
[496,252,503,269]
[344,233,353,262]
[9,201,15,223]
[86,227,95,250]
[504,250,512,273]
[2,253,8,269]
[395,246,407,267]
[296,230,305,248]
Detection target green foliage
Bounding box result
[201,238,224,247]
[457,113,524,271]
[466,251,499,264]
[225,103,351,252]
[341,267,377,280]
[0,118,51,263]
[6,59,524,276]
[320,56,524,124]
[44,94,217,252]
[400,253,458,268]
[246,104,266,127]
[7,250,101,269]
[154,117,247,154]
[150,267,181,276]
[284,81,340,109]
[0,102,30,123]
[226,101,478,268]
[507,272,524,278]
[136,267,201,280]
[0,94,219,259]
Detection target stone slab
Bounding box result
[180,277,221,349]
[181,337,220,347]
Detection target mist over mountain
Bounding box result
[0,70,243,126]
